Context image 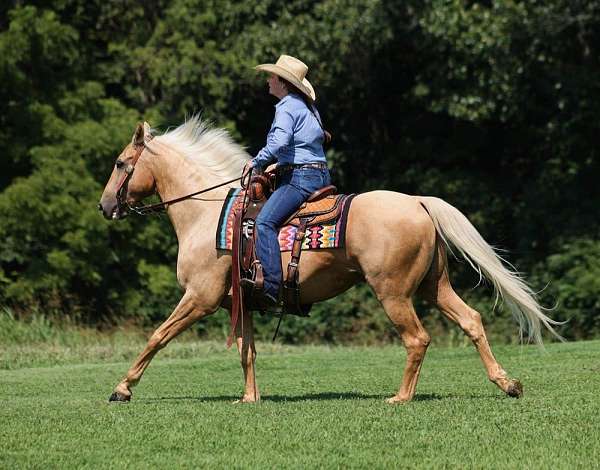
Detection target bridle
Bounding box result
[113,135,251,217]
[114,135,155,216]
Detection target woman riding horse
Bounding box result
[245,55,331,309]
[98,64,561,404]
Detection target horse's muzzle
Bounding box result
[98,199,126,220]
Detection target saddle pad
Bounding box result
[216,188,356,252]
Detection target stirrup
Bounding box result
[239,278,256,289]
[240,280,281,313]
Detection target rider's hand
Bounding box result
[242,160,255,178]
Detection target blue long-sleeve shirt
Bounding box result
[252,93,327,169]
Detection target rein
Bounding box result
[128,176,243,215]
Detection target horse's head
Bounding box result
[98,122,156,220]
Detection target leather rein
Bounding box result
[115,135,247,216]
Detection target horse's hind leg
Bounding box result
[420,246,522,398]
[380,296,431,404]
[435,284,523,397]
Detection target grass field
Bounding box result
[1,337,599,469]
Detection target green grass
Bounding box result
[1,338,599,468]
[0,309,231,370]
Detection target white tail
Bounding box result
[419,196,562,344]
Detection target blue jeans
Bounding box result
[255,167,331,298]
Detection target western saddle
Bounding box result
[228,169,344,345]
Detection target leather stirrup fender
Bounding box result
[283,217,310,316]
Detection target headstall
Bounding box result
[114,135,155,215]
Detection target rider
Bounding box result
[246,54,331,309]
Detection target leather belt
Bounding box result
[277,162,328,172]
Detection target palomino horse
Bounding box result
[99,117,560,404]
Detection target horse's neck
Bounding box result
[150,147,231,242]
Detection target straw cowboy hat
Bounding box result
[255,55,316,102]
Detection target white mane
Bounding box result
[153,115,251,180]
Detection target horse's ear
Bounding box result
[143,121,152,137]
[131,122,145,146]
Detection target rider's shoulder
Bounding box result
[280,93,306,110]
[281,95,312,122]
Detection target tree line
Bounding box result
[1,0,599,342]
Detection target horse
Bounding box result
[98,117,560,404]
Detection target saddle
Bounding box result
[227,170,344,345]
[284,186,342,226]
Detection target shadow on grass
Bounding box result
[412,393,494,401]
[139,392,386,403]
[138,391,495,403]
[264,392,388,402]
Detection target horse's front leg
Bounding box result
[234,309,260,403]
[109,291,213,402]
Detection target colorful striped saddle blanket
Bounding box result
[216,188,356,252]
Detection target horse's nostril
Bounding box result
[97,203,103,211]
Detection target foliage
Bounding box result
[532,237,600,339]
[1,0,599,341]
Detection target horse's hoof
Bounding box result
[506,380,523,398]
[386,396,410,405]
[108,392,131,403]
[232,396,259,404]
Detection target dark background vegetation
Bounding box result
[1,0,598,344]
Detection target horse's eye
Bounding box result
[116,160,124,169]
